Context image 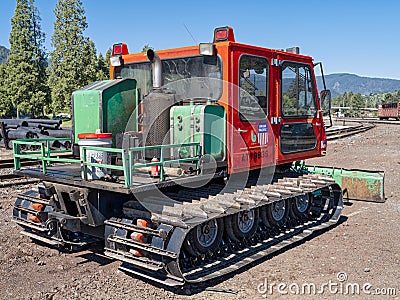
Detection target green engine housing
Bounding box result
[170,102,226,161]
[72,79,138,146]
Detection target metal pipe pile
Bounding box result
[0,118,72,150]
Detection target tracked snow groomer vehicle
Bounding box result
[12,26,384,286]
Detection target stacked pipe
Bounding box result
[0,118,72,150]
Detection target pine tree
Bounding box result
[383,92,396,104]
[0,64,13,117]
[48,0,97,113]
[350,93,364,117]
[95,49,111,80]
[105,48,112,63]
[30,0,49,113]
[141,44,153,53]
[5,0,48,117]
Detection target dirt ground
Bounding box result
[0,123,399,300]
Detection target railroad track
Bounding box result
[0,152,74,169]
[335,117,400,125]
[0,153,74,187]
[0,158,41,169]
[0,173,39,188]
[325,123,375,140]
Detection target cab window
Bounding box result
[281,62,316,118]
[119,55,223,101]
[239,55,268,121]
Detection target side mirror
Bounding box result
[320,89,331,113]
[320,89,332,128]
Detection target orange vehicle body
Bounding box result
[109,27,327,175]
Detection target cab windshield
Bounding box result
[119,55,223,101]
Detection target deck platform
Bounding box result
[15,164,218,194]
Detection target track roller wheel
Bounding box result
[260,199,289,227]
[184,218,224,256]
[225,208,259,242]
[291,194,311,218]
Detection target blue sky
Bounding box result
[1,0,399,79]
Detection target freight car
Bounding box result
[11,26,383,286]
[378,102,400,120]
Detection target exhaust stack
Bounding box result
[147,49,162,89]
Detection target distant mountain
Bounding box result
[317,73,400,98]
[0,46,9,64]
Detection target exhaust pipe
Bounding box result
[146,49,162,90]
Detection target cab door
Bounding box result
[229,47,275,173]
[276,59,322,164]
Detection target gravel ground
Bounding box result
[0,124,399,300]
[0,150,13,160]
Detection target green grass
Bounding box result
[61,119,72,126]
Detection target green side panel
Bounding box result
[72,89,101,143]
[72,79,138,146]
[170,105,194,159]
[102,79,138,143]
[170,103,226,160]
[203,105,226,160]
[304,164,385,202]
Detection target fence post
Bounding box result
[195,144,200,175]
[46,139,51,166]
[160,147,165,182]
[81,147,88,181]
[13,142,21,170]
[123,149,130,188]
[41,143,47,174]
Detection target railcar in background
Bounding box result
[378,102,400,120]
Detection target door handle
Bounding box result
[237,128,248,133]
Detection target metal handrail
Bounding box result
[13,139,201,188]
[128,142,201,182]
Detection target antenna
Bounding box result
[183,23,197,44]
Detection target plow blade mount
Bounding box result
[305,166,385,202]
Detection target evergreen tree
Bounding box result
[6,0,48,117]
[350,93,364,117]
[95,49,111,80]
[141,44,153,53]
[105,48,112,63]
[383,92,396,104]
[0,64,13,117]
[48,0,97,113]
